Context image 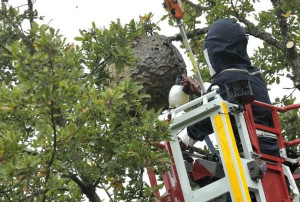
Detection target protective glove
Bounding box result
[181,74,202,96]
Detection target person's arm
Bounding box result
[181,74,202,96]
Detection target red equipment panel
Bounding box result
[245,101,300,201]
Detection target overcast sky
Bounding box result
[34,0,175,40]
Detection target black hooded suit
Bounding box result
[187,19,279,156]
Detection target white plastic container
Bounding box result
[168,85,189,108]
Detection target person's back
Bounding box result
[184,19,279,157]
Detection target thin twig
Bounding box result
[139,168,144,198]
[0,43,12,55]
[3,192,12,202]
[184,0,211,11]
[41,55,57,202]
[229,0,286,52]
[285,88,297,98]
[17,188,68,202]
[98,182,113,201]
[0,9,34,53]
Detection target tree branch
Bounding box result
[184,0,211,11]
[168,27,209,41]
[67,111,91,141]
[0,43,12,55]
[0,9,34,53]
[69,174,89,189]
[139,168,144,198]
[17,188,68,202]
[228,1,286,52]
[41,55,57,202]
[69,174,101,202]
[270,0,288,41]
[3,192,12,202]
[41,100,58,202]
[172,0,287,53]
[270,0,300,89]
[98,182,113,201]
[27,0,34,29]
[242,20,285,51]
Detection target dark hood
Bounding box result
[188,19,275,145]
[203,19,253,77]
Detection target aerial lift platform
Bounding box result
[148,88,300,202]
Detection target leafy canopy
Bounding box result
[0,2,170,202]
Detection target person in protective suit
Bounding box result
[181,18,280,157]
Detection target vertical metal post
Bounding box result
[177,19,207,93]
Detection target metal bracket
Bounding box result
[279,148,287,159]
[247,160,267,181]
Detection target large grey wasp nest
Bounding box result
[107,35,186,111]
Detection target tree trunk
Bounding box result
[291,55,300,91]
[85,190,101,202]
[69,175,101,202]
[285,39,300,91]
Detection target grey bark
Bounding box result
[70,175,101,202]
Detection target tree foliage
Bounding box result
[0,1,170,201]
